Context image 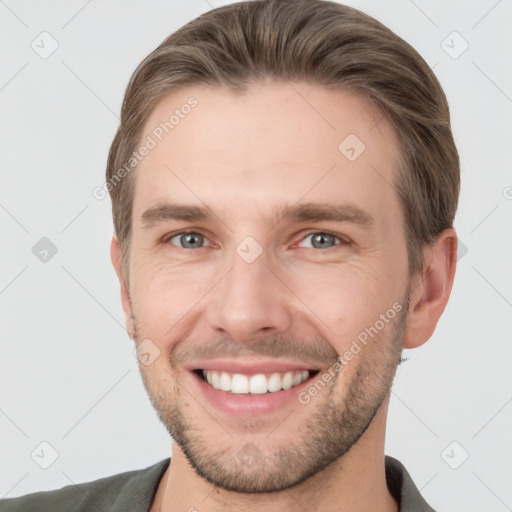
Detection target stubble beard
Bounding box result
[136,295,409,494]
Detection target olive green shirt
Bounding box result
[0,455,436,511]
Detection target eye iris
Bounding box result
[181,233,203,248]
[312,233,335,249]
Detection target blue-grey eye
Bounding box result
[169,232,207,249]
[298,232,341,249]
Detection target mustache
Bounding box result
[172,335,340,368]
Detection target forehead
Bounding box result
[132,81,403,230]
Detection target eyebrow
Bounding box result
[140,201,374,229]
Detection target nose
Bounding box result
[206,245,294,343]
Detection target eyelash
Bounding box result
[162,229,351,252]
[299,230,351,250]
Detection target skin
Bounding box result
[111,81,457,511]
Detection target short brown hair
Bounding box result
[106,0,460,282]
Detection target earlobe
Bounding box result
[403,228,458,349]
[110,235,135,339]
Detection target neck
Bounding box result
[152,401,398,512]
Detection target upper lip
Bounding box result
[184,358,320,375]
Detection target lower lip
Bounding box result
[189,371,315,417]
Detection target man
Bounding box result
[1,0,459,510]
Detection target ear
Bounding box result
[403,228,458,349]
[110,235,135,339]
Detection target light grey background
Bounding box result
[1,0,511,510]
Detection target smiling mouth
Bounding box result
[196,369,318,394]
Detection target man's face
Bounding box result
[124,82,412,492]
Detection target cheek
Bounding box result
[285,259,404,349]
[131,259,215,339]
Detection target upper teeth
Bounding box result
[202,370,309,394]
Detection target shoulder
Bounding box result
[0,471,134,512]
[385,455,437,512]
[0,458,170,512]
